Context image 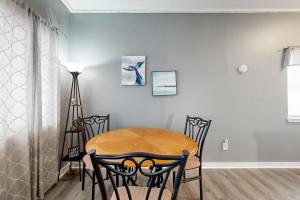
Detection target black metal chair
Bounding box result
[173,115,211,200]
[89,149,189,200]
[80,114,110,200]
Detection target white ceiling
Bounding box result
[61,0,300,13]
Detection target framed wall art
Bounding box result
[152,70,177,96]
[121,56,145,86]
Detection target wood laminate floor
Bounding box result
[45,169,300,200]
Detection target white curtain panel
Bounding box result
[0,0,60,199]
[29,14,60,199]
[0,1,31,199]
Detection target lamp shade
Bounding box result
[64,62,85,73]
[283,46,300,68]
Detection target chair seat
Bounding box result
[111,186,172,200]
[173,157,200,172]
[83,154,98,171]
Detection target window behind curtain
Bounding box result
[288,66,300,118]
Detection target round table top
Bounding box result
[85,128,198,157]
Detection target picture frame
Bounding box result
[121,56,146,86]
[152,70,177,96]
[68,146,80,159]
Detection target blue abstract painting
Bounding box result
[122,56,145,86]
[152,71,177,96]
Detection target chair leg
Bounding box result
[114,166,119,187]
[79,160,82,181]
[116,174,119,187]
[82,162,86,191]
[199,167,203,200]
[172,171,176,186]
[92,172,95,200]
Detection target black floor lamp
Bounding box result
[58,68,85,181]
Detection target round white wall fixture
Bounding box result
[238,64,248,74]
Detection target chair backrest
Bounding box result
[89,150,189,200]
[184,115,211,161]
[80,114,110,143]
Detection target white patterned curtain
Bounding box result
[0,1,31,199]
[0,0,60,199]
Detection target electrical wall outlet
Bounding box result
[222,139,229,151]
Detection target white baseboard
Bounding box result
[202,162,300,169]
[59,163,71,179]
[59,162,82,180]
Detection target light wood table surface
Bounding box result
[86,128,198,158]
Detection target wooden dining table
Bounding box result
[85,128,198,162]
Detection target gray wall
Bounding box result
[69,13,300,162]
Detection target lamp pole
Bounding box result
[58,71,84,181]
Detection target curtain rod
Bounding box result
[12,0,64,34]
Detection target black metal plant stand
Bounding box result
[58,71,85,181]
